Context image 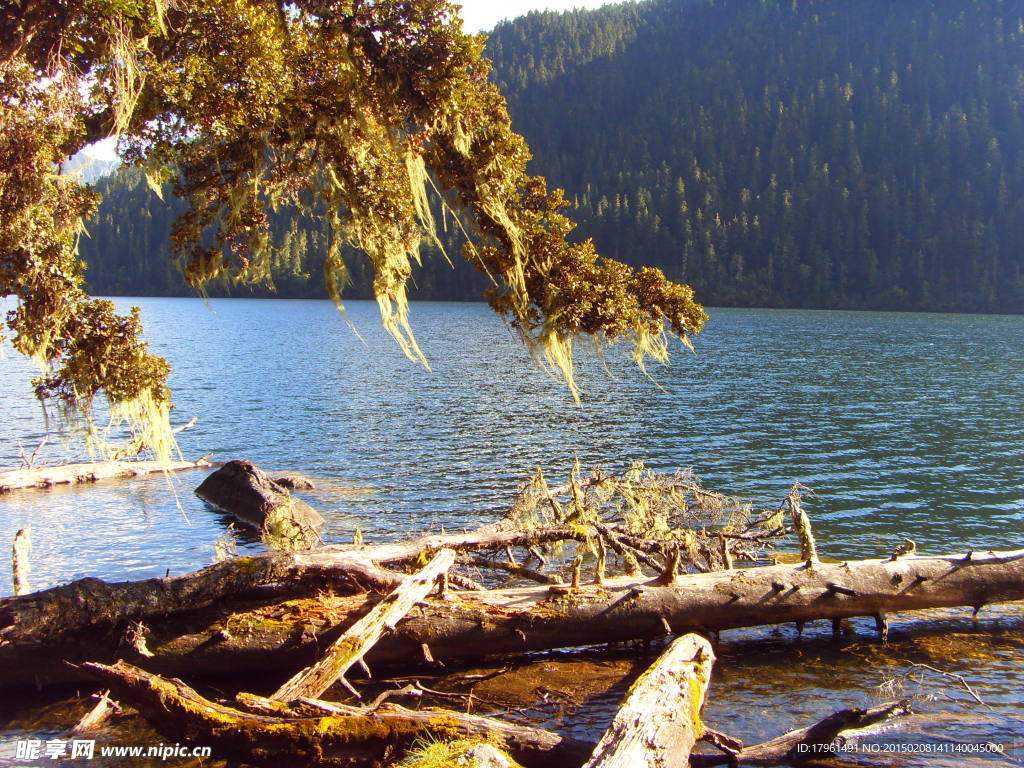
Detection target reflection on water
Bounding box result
[1,299,1022,762]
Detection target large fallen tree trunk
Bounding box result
[82,660,592,768]
[583,634,714,768]
[354,547,1024,664]
[0,457,216,494]
[0,525,586,645]
[3,548,1021,688]
[174,549,1024,667]
[0,549,408,645]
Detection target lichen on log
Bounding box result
[81,660,591,768]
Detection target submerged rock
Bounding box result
[272,472,316,491]
[196,460,323,549]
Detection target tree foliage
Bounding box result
[0,0,706,452]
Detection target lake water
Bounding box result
[1,298,1022,764]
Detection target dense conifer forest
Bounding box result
[79,0,1024,312]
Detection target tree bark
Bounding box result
[81,660,592,768]
[269,549,455,702]
[0,457,216,494]
[583,634,714,768]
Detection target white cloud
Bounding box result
[81,136,118,162]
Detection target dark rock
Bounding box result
[272,472,316,491]
[196,460,323,549]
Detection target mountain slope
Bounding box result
[486,0,1024,311]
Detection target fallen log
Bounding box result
[691,700,912,766]
[12,527,31,596]
[158,548,1024,672]
[195,460,324,548]
[79,648,910,768]
[583,634,714,768]
[269,549,456,702]
[0,549,406,645]
[350,547,1024,665]
[82,660,592,768]
[0,524,586,645]
[5,548,1021,689]
[0,457,216,494]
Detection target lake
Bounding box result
[1,298,1022,764]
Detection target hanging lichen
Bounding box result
[1,0,707,457]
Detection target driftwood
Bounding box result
[70,690,119,735]
[0,456,216,494]
[11,527,31,596]
[341,547,1024,665]
[269,548,456,702]
[195,460,324,547]
[691,700,912,766]
[583,634,714,768]
[150,548,1024,671]
[79,652,910,768]
[82,660,592,768]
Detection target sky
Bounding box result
[458,0,616,33]
[77,1,617,163]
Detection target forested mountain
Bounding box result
[80,0,1024,312]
